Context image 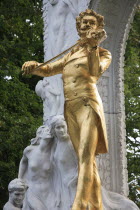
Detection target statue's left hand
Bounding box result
[22,61,39,75]
[86,28,107,46]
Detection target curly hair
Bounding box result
[8,179,27,192]
[76,9,105,36]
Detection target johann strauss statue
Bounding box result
[22,9,111,210]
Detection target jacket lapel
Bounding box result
[66,48,87,63]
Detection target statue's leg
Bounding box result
[64,101,80,154]
[72,108,98,210]
[65,99,102,210]
[88,161,103,210]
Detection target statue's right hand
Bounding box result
[22,61,39,75]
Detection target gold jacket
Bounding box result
[34,46,112,153]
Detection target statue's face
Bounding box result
[54,120,67,140]
[43,79,49,87]
[80,15,97,37]
[48,0,58,5]
[41,126,52,140]
[10,190,25,207]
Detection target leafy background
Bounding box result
[124,7,140,207]
[0,0,139,208]
[0,0,43,207]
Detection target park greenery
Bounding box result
[0,0,139,208]
[124,7,140,207]
[0,0,43,207]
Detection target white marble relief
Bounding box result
[35,77,64,123]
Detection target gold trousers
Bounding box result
[65,97,103,210]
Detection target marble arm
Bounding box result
[18,151,28,180]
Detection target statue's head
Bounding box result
[48,0,58,5]
[31,125,46,145]
[76,9,104,37]
[50,115,69,140]
[8,179,27,208]
[42,78,49,87]
[41,125,53,142]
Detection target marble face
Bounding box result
[10,190,25,208]
[42,78,49,87]
[80,15,98,37]
[34,125,46,144]
[41,126,52,140]
[54,120,68,140]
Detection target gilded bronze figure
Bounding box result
[22,9,112,210]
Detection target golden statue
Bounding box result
[22,9,112,210]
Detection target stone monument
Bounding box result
[3,1,140,210]
[89,0,139,196]
[22,8,112,209]
[43,0,140,196]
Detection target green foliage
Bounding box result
[0,0,43,208]
[124,7,140,207]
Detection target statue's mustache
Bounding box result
[80,26,91,30]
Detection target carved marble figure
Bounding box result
[18,125,56,210]
[22,9,112,210]
[35,78,62,123]
[50,115,78,209]
[47,0,79,58]
[3,179,27,210]
[30,125,46,145]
